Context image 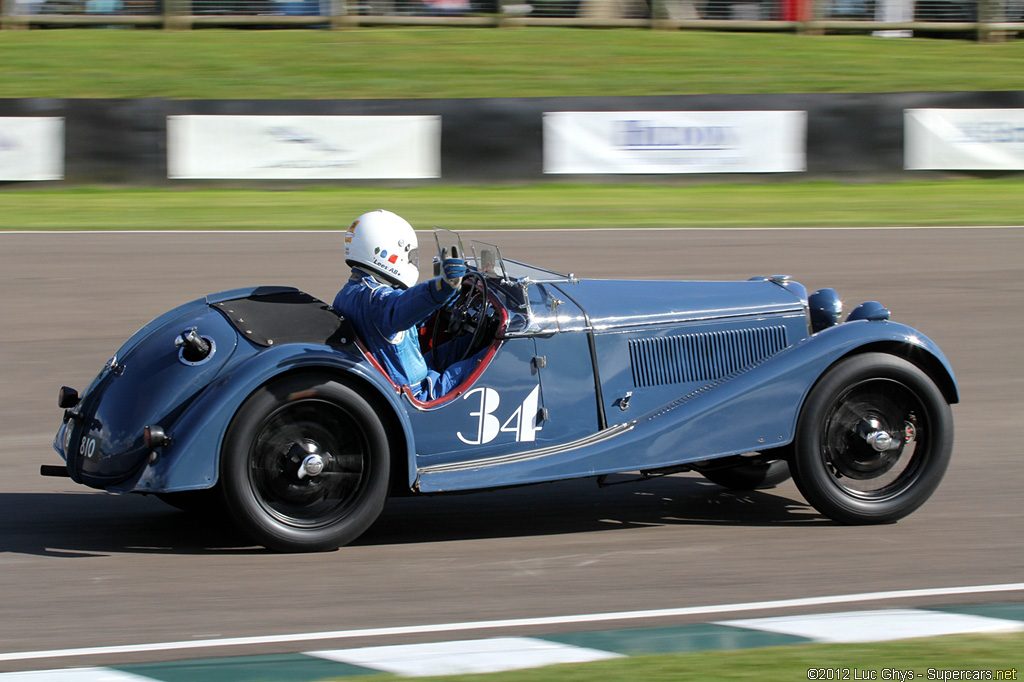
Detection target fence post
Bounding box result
[977,0,1005,42]
[164,0,192,29]
[792,0,809,33]
[330,0,355,27]
[790,0,818,34]
[1,0,29,30]
[497,0,531,26]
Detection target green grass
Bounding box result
[1,25,1022,679]
[1,28,1021,230]
[1,180,1022,230]
[0,29,1023,98]
[341,633,1024,682]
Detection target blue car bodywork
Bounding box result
[50,235,957,552]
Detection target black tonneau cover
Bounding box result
[212,287,353,348]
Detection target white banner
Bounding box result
[0,117,64,181]
[905,109,1024,170]
[167,115,441,179]
[543,111,806,175]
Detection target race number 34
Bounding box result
[457,385,541,445]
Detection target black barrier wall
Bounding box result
[1,91,1023,184]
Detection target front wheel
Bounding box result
[790,353,953,525]
[221,375,390,552]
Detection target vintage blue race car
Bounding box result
[47,230,957,552]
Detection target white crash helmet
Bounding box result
[344,209,420,289]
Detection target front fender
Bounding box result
[810,320,958,404]
[125,343,414,494]
[762,319,957,453]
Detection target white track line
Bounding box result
[1,582,1022,663]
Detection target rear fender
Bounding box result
[126,344,413,494]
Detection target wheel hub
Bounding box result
[859,418,896,453]
[826,409,907,481]
[298,453,325,479]
[288,439,328,480]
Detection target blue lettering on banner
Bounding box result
[615,120,738,150]
[260,125,356,170]
[265,126,344,154]
[955,122,1024,144]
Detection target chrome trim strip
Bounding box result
[418,422,635,475]
[589,306,806,331]
[501,307,806,338]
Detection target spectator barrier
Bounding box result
[1,0,1022,38]
[0,91,1022,183]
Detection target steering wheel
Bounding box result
[431,271,491,372]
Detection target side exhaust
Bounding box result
[40,465,70,478]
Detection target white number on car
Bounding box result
[79,435,98,459]
[457,385,541,445]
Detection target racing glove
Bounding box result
[435,245,467,298]
[442,256,467,290]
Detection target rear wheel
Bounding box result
[221,375,390,552]
[790,353,952,524]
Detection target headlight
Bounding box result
[846,301,891,322]
[808,288,843,332]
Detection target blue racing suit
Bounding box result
[333,268,481,401]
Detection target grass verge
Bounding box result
[1,180,1021,230]
[341,633,1023,682]
[0,29,1023,99]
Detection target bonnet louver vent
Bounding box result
[629,325,788,388]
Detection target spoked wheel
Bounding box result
[221,375,390,552]
[790,353,953,525]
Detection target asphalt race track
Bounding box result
[1,226,1022,672]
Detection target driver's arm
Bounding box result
[371,258,466,337]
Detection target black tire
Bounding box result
[700,459,791,490]
[220,374,390,552]
[790,353,953,525]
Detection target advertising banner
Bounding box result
[0,117,64,181]
[167,115,441,179]
[543,111,806,175]
[905,109,1024,170]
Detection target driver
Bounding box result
[333,209,483,401]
